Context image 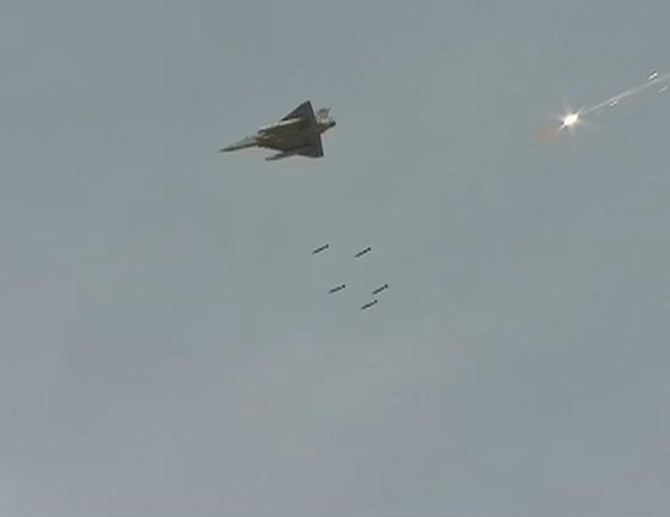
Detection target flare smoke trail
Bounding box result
[580,71,670,117]
[541,71,669,141]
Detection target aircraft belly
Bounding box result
[258,132,311,151]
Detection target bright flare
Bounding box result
[562,112,580,128]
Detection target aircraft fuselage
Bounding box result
[220,101,335,159]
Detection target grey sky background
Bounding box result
[1,1,669,515]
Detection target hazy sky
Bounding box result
[1,1,669,516]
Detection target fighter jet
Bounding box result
[220,101,336,160]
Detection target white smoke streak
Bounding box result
[580,71,670,116]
